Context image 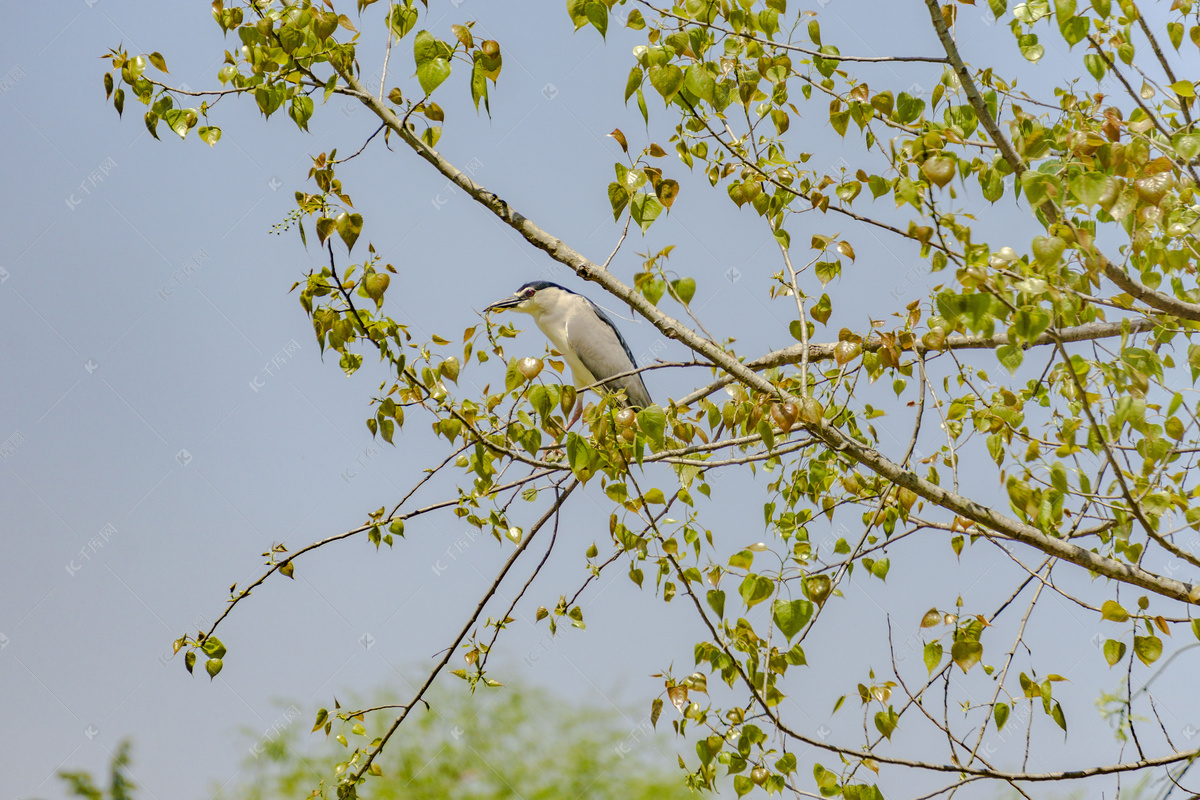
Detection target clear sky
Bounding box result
[2,2,1195,799]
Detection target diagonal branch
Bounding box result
[348,478,579,785]
[334,67,1200,606]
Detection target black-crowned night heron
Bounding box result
[484,281,652,426]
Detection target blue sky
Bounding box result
[2,2,1195,799]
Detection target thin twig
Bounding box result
[347,479,579,784]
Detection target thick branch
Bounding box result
[335,69,1200,605]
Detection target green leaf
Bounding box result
[738,574,774,609]
[728,549,754,570]
[924,641,943,674]
[1100,599,1129,622]
[585,1,608,37]
[869,558,889,581]
[1103,638,1126,666]
[994,702,1010,730]
[198,126,221,147]
[1175,133,1200,162]
[624,66,643,102]
[895,92,925,124]
[670,277,696,305]
[772,598,814,639]
[200,637,227,659]
[1133,635,1162,666]
[630,193,663,233]
[684,63,715,102]
[1170,80,1196,98]
[418,58,452,96]
[951,640,983,673]
[1050,700,1067,732]
[874,706,898,739]
[205,657,223,679]
[162,108,197,139]
[647,64,684,102]
[707,589,726,618]
[289,95,314,131]
[608,182,630,220]
[637,404,666,448]
[336,212,364,252]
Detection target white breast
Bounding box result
[532,297,596,389]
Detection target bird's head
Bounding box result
[483,281,572,320]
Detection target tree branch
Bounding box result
[348,478,579,785]
[677,317,1157,406]
[334,65,1200,605]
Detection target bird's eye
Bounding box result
[524,289,535,298]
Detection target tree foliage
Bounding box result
[54,739,136,800]
[103,0,1200,797]
[222,683,694,800]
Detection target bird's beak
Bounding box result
[484,293,523,313]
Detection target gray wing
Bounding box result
[566,302,653,408]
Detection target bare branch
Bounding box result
[349,478,579,784]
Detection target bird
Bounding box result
[484,281,652,427]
